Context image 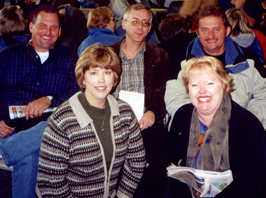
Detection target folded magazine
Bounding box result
[167,164,233,198]
[4,105,56,131]
[9,105,56,120]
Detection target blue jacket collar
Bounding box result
[188,37,246,65]
[187,37,249,73]
[87,28,114,36]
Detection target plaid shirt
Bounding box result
[0,43,79,120]
[113,45,145,98]
[111,41,169,123]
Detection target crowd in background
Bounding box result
[1,0,265,58]
[0,0,265,198]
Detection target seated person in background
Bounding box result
[111,4,169,197]
[225,8,265,65]
[259,11,266,34]
[77,6,122,56]
[0,5,29,53]
[166,56,266,198]
[0,0,16,9]
[218,0,263,28]
[17,0,51,17]
[163,0,181,9]
[178,0,218,18]
[77,0,98,8]
[165,5,266,131]
[51,0,81,8]
[37,43,146,198]
[158,13,196,79]
[78,0,111,8]
[56,3,88,56]
[253,27,266,63]
[0,4,78,198]
[111,0,161,44]
[111,0,129,25]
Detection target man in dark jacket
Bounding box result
[0,5,78,198]
[111,3,169,198]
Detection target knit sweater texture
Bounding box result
[37,92,146,198]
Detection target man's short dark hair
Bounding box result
[29,4,60,24]
[195,5,229,29]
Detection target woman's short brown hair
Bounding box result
[182,56,234,94]
[75,43,121,92]
[0,5,26,36]
[87,6,113,29]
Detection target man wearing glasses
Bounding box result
[111,3,169,198]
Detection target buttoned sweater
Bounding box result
[37,92,146,198]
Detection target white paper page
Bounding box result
[119,90,144,121]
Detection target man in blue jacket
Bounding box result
[165,5,266,130]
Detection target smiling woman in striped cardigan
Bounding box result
[37,43,146,198]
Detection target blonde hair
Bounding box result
[225,8,253,37]
[87,6,113,29]
[182,56,233,94]
[75,43,121,92]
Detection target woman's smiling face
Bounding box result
[188,66,225,119]
[83,67,115,108]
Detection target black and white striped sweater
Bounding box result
[37,92,146,198]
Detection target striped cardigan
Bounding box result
[37,92,146,198]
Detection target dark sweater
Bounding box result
[111,41,169,124]
[168,101,266,198]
